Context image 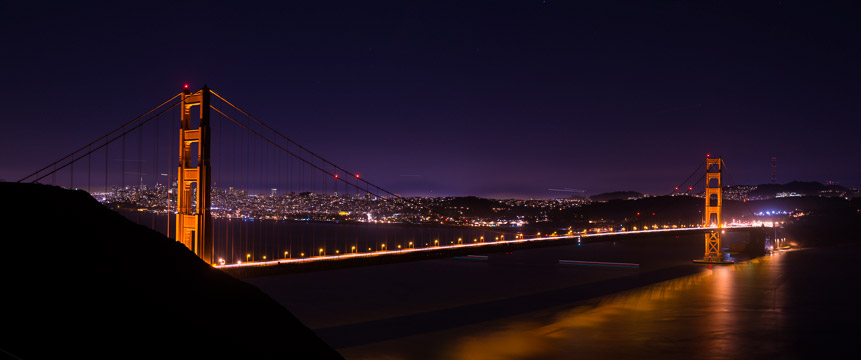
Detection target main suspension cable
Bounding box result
[29,102,180,183]
[210,90,400,199]
[18,92,181,183]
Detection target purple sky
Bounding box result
[1,1,859,198]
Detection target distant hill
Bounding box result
[0,183,343,359]
[784,198,861,246]
[431,196,506,218]
[590,191,644,202]
[537,194,861,232]
[748,181,850,198]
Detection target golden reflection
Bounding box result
[444,254,786,360]
[447,272,713,359]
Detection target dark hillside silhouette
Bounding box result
[0,183,343,359]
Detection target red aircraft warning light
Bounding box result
[355,174,360,178]
[334,174,339,179]
[184,84,189,89]
[689,187,693,191]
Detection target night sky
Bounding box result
[1,1,859,198]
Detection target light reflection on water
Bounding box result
[442,254,787,360]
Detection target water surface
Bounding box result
[332,245,859,359]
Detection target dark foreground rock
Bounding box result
[0,183,343,359]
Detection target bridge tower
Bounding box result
[175,86,212,264]
[694,156,732,264]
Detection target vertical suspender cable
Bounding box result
[136,119,142,224]
[138,119,143,188]
[168,107,174,239]
[212,112,217,260]
[105,140,109,194]
[121,134,126,189]
[152,115,157,229]
[87,145,91,193]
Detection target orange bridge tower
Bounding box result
[694,156,733,264]
[175,86,212,264]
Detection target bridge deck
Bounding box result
[217,225,760,277]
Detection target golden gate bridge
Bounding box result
[18,86,771,274]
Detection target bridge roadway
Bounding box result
[217,225,763,277]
